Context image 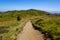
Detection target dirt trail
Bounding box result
[17,21,44,40]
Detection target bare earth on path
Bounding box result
[17,21,44,40]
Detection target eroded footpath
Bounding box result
[17,21,44,40]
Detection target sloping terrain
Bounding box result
[0,9,60,40]
[17,21,44,40]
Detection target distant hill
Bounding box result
[49,11,60,14]
[0,9,51,18]
[0,9,60,19]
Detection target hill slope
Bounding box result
[17,21,44,40]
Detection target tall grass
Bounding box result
[31,15,60,40]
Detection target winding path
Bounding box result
[17,21,44,40]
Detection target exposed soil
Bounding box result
[17,21,44,40]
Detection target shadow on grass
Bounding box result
[32,23,54,40]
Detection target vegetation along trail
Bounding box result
[17,21,44,40]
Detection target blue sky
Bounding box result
[0,0,60,11]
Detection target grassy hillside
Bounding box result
[0,9,60,40]
[31,14,60,40]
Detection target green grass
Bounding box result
[31,15,60,40]
[0,9,60,40]
[0,18,28,40]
